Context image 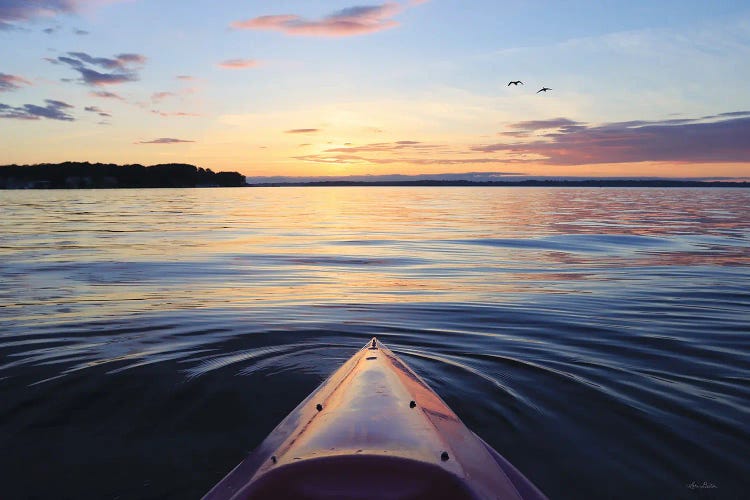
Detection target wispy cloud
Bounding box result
[230,3,409,37]
[324,140,444,153]
[150,110,200,118]
[137,137,195,144]
[0,98,74,121]
[293,138,494,166]
[289,112,750,167]
[0,72,32,92]
[294,153,510,166]
[217,58,260,69]
[475,113,750,164]
[285,128,320,134]
[0,0,127,30]
[75,67,136,85]
[509,118,583,131]
[151,91,175,102]
[66,51,146,69]
[713,111,750,118]
[0,0,74,29]
[89,90,124,100]
[52,51,145,86]
[84,105,110,117]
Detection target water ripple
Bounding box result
[0,187,748,499]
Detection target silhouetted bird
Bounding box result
[507,81,524,86]
[537,87,552,93]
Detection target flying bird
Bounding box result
[537,87,552,93]
[507,80,523,86]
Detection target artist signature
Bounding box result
[687,481,717,490]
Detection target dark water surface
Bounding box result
[1,187,748,499]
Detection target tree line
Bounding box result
[0,162,246,189]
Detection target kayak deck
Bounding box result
[204,338,547,499]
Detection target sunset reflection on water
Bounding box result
[1,186,749,499]
[2,187,749,317]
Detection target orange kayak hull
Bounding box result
[204,338,547,499]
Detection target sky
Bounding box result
[1,0,749,179]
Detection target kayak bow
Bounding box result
[204,338,547,499]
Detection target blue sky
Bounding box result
[1,0,749,178]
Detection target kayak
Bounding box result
[204,338,547,500]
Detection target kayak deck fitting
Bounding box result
[204,338,547,499]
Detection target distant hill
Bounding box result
[245,172,750,187]
[246,179,750,188]
[0,162,246,189]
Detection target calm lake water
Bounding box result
[1,187,748,499]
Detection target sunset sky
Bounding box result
[1,0,749,179]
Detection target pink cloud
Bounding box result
[239,14,298,30]
[230,3,403,37]
[150,110,200,117]
[113,53,146,65]
[0,73,32,92]
[151,91,175,102]
[218,58,260,69]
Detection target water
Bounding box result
[1,187,748,499]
